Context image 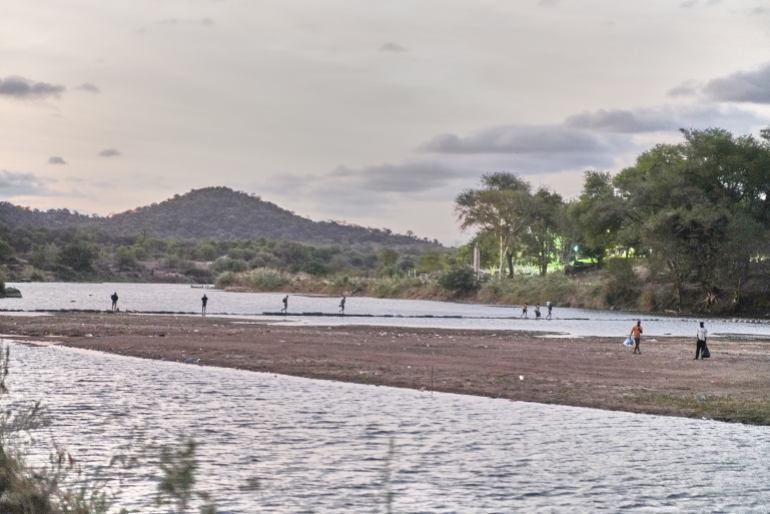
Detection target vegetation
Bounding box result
[451,127,770,315]
[3,129,770,315]
[0,187,437,247]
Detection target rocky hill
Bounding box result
[0,187,436,247]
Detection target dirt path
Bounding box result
[2,312,769,424]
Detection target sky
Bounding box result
[2,0,770,244]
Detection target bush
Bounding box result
[602,258,642,307]
[247,268,291,290]
[211,257,249,274]
[438,267,479,296]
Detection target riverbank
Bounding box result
[2,312,769,425]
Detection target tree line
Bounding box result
[456,128,770,313]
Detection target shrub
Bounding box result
[438,267,479,296]
[241,268,291,291]
[602,258,642,308]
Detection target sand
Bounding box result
[2,312,769,424]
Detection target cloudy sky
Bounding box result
[2,0,770,243]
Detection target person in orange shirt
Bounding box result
[630,320,643,354]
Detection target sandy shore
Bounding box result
[2,312,769,424]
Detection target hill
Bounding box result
[0,187,436,247]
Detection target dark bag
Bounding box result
[702,343,710,359]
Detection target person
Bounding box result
[695,321,708,360]
[110,292,119,312]
[546,301,553,320]
[281,294,289,314]
[339,295,346,314]
[534,304,541,320]
[630,320,643,354]
[201,294,208,317]
[521,303,528,319]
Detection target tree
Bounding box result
[522,188,564,276]
[613,129,770,311]
[58,241,98,272]
[569,171,626,263]
[456,173,531,278]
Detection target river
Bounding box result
[6,342,770,512]
[4,282,770,338]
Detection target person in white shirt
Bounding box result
[695,321,708,360]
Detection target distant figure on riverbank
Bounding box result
[281,295,289,314]
[110,292,118,312]
[546,301,553,320]
[695,321,708,360]
[631,320,643,354]
[521,303,528,319]
[201,294,208,316]
[535,304,541,320]
[339,295,346,314]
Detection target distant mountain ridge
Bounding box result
[0,187,437,247]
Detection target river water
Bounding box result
[4,282,770,338]
[7,342,770,513]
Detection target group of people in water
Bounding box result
[281,294,347,314]
[520,301,553,320]
[109,291,712,359]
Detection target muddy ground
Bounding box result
[2,312,769,424]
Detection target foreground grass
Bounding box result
[647,393,770,425]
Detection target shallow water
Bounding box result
[4,282,770,338]
[6,342,770,512]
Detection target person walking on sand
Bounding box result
[546,301,553,320]
[535,304,541,320]
[339,294,346,314]
[695,321,708,360]
[631,320,643,354]
[521,303,528,319]
[201,293,208,317]
[281,295,289,314]
[110,292,119,312]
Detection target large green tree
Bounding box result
[522,188,564,276]
[455,172,531,278]
[614,129,770,311]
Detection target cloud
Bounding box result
[0,76,65,99]
[379,42,408,53]
[537,0,561,6]
[329,162,464,193]
[702,63,770,103]
[565,109,676,133]
[98,148,122,157]
[156,17,214,27]
[667,81,699,98]
[261,161,469,217]
[564,105,765,134]
[0,170,51,197]
[48,156,67,165]
[75,83,100,93]
[421,124,618,154]
[680,0,720,7]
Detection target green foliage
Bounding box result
[456,173,532,277]
[0,239,14,261]
[58,241,98,272]
[438,268,479,296]
[156,439,197,512]
[601,258,641,307]
[238,268,291,292]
